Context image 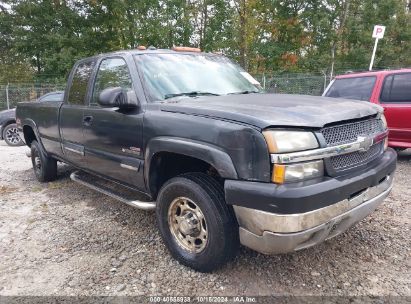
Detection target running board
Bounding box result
[70,171,156,211]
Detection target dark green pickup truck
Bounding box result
[16,48,396,272]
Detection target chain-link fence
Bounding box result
[0,84,66,110]
[255,73,331,95]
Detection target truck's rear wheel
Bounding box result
[31,140,57,182]
[156,173,239,272]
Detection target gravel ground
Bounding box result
[0,141,410,297]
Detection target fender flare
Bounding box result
[144,137,238,187]
[21,119,48,154]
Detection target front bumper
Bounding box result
[0,125,3,140]
[226,149,396,254]
[235,175,392,254]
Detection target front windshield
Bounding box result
[134,53,261,101]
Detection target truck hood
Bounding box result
[159,94,381,129]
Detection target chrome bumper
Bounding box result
[233,175,393,254]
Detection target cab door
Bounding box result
[60,59,96,167]
[82,56,145,190]
[379,73,411,148]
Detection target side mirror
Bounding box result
[98,87,138,109]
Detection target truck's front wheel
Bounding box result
[31,140,57,182]
[156,173,239,272]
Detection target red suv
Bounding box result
[323,69,411,150]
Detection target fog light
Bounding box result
[272,160,324,184]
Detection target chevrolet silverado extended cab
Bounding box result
[16,48,397,272]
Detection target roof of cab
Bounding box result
[92,48,220,59]
[335,68,411,79]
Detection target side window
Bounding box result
[39,93,63,102]
[381,73,411,103]
[380,76,393,102]
[324,76,376,101]
[68,60,95,105]
[91,58,132,105]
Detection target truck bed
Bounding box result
[16,101,64,157]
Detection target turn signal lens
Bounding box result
[273,165,286,184]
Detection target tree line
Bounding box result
[0,0,410,84]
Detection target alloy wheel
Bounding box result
[168,197,208,253]
[5,127,21,145]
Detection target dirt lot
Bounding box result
[0,141,410,297]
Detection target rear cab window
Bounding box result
[380,73,411,103]
[39,93,63,103]
[325,76,376,101]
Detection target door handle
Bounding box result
[83,115,94,126]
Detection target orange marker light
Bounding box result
[172,46,201,53]
[273,165,286,184]
[136,46,147,50]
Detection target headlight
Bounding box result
[263,130,322,184]
[273,160,324,184]
[380,113,388,129]
[263,130,319,153]
[380,114,389,150]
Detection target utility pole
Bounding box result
[369,38,379,71]
[6,83,9,110]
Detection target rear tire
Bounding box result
[156,172,239,272]
[31,140,57,182]
[3,123,23,146]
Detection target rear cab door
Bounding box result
[379,72,411,148]
[60,58,96,166]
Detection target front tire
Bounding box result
[156,173,239,272]
[3,123,23,146]
[31,140,57,182]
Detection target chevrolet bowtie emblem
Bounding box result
[357,136,373,152]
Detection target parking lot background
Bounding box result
[0,142,409,296]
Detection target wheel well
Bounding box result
[23,125,36,146]
[148,152,222,200]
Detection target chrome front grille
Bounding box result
[321,118,385,172]
[330,142,383,170]
[322,118,385,147]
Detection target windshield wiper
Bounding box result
[164,91,220,99]
[227,90,260,95]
